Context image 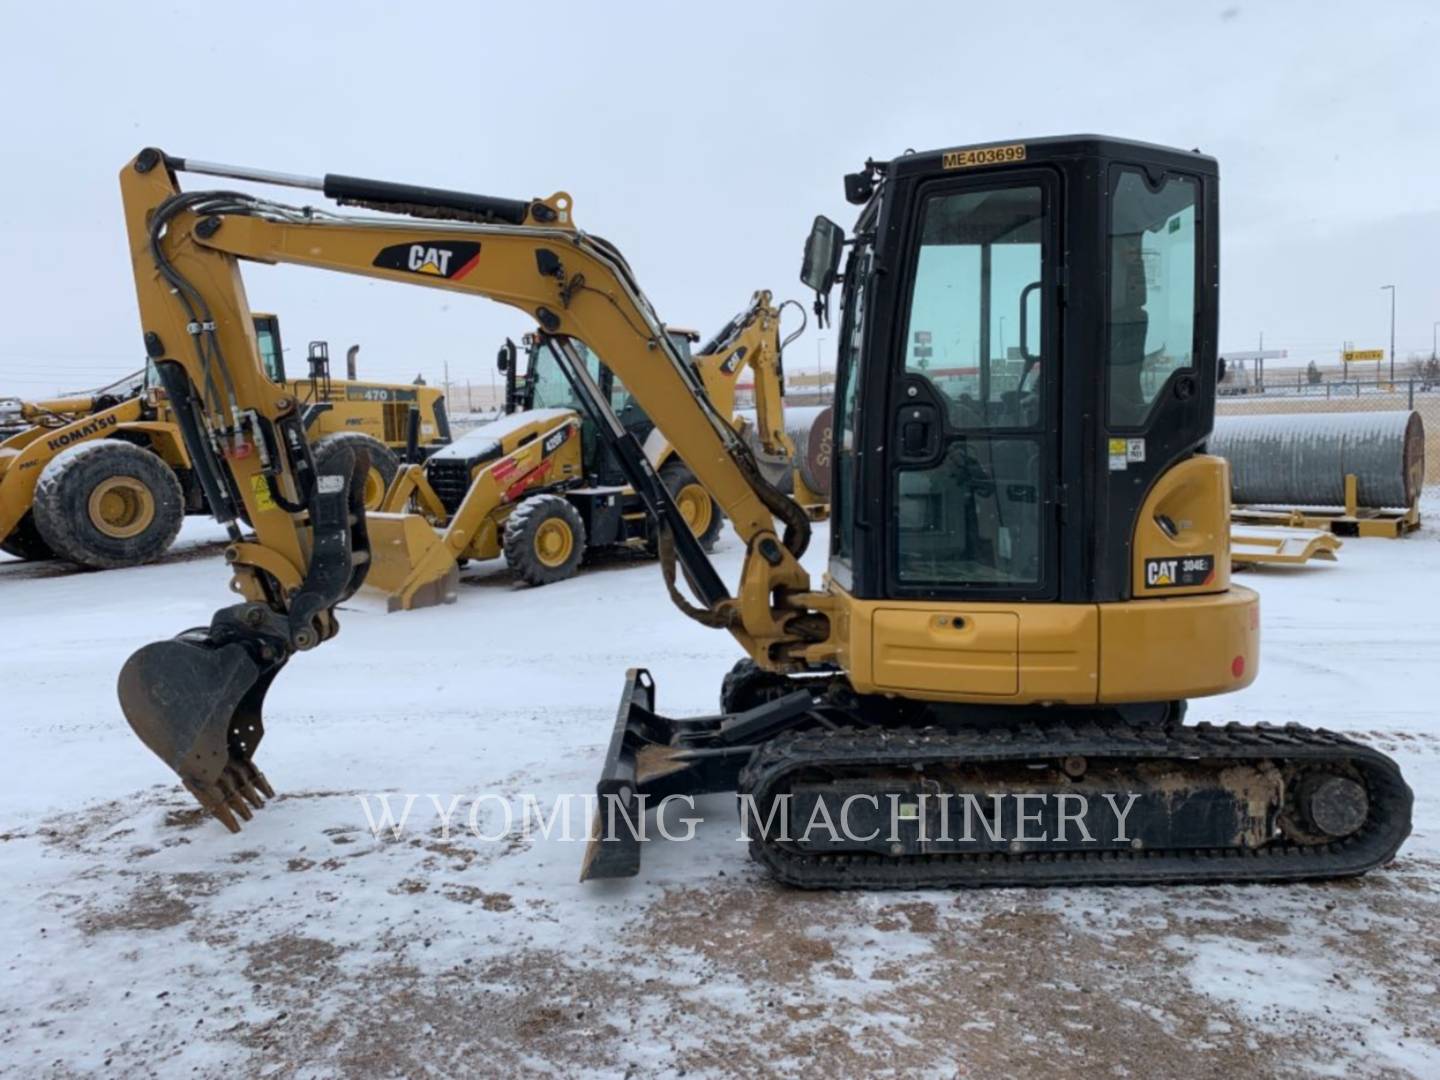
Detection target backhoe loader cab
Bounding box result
[511,330,698,469]
[404,328,726,584]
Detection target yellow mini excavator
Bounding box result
[0,313,451,568]
[114,140,1410,887]
[365,290,825,609]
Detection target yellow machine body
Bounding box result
[822,453,1258,704]
[367,408,584,609]
[0,314,448,563]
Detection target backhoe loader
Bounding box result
[114,141,1410,888]
[365,291,827,608]
[0,314,450,568]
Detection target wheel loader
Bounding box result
[0,313,450,569]
[364,291,827,608]
[112,142,1410,888]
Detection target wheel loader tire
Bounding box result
[0,512,55,561]
[719,657,797,713]
[32,440,185,569]
[311,433,399,511]
[503,494,586,587]
[658,459,723,553]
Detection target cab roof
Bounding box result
[886,134,1217,181]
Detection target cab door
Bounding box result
[885,171,1062,603]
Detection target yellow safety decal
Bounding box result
[943,144,1027,169]
[249,473,278,513]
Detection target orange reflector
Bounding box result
[1231,656,1246,678]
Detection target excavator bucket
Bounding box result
[361,511,460,611]
[118,630,281,831]
[117,439,372,832]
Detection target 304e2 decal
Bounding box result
[1145,555,1215,588]
[373,241,481,280]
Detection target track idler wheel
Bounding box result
[117,626,286,832]
[1296,773,1369,839]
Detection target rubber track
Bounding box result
[737,720,1413,889]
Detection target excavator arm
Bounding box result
[116,149,823,830]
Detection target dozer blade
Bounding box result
[118,632,282,832]
[580,668,815,882]
[362,511,460,612]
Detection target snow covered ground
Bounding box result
[2,505,1438,1077]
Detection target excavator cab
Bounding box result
[814,137,1219,618]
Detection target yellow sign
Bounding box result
[943,143,1027,170]
[1343,349,1384,362]
[249,472,278,513]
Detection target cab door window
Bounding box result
[893,182,1052,594]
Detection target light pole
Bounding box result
[1432,320,1438,363]
[1381,284,1395,384]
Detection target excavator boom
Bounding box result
[116,149,817,830]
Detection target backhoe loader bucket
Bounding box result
[118,629,283,831]
[361,511,460,611]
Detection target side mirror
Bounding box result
[496,341,513,373]
[800,215,845,295]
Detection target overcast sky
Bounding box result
[2,1,1436,396]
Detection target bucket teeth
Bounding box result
[205,797,241,834]
[182,761,275,832]
[236,775,265,809]
[225,791,254,823]
[249,765,276,801]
